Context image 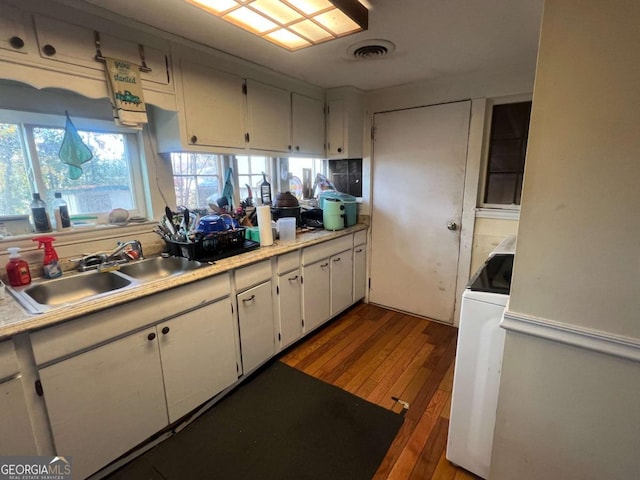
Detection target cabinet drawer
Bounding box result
[354,229,367,246]
[31,273,230,365]
[302,235,353,266]
[235,260,272,292]
[0,340,19,380]
[277,251,299,275]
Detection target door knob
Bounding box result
[447,222,458,231]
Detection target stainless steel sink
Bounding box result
[117,256,204,281]
[9,256,206,315]
[10,271,134,314]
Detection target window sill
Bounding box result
[0,221,157,250]
[475,208,520,220]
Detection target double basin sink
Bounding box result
[10,256,205,314]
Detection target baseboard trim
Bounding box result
[501,310,640,362]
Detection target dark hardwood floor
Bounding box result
[280,302,480,480]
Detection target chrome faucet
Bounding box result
[75,240,144,272]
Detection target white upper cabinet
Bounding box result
[326,87,365,159]
[181,61,247,149]
[246,79,291,153]
[0,3,31,55]
[33,15,171,87]
[291,93,325,156]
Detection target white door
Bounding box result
[158,298,238,423]
[370,101,470,324]
[330,249,353,316]
[237,281,275,374]
[301,258,330,332]
[39,327,168,479]
[277,269,302,349]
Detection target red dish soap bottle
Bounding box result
[33,236,62,279]
[5,247,32,286]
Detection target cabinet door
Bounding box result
[182,61,246,149]
[246,79,291,152]
[39,327,168,480]
[353,244,367,301]
[302,259,331,332]
[237,281,275,374]
[0,377,38,455]
[330,249,353,316]
[327,98,345,156]
[158,298,238,423]
[0,4,31,55]
[292,93,325,155]
[33,15,94,66]
[277,269,302,349]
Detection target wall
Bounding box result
[491,0,640,478]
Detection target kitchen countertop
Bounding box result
[0,225,367,340]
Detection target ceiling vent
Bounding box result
[347,39,395,59]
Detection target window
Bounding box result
[236,155,268,202]
[483,100,532,207]
[0,111,145,220]
[170,153,223,209]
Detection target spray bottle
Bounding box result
[33,236,62,279]
[5,247,31,287]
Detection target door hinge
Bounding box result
[368,278,371,290]
[300,276,304,285]
[242,82,247,95]
[236,362,240,375]
[371,125,376,140]
[245,132,250,143]
[35,379,43,396]
[231,302,234,314]
[276,285,279,295]
[301,319,305,327]
[278,332,281,342]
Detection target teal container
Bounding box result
[318,191,357,226]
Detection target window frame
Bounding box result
[0,109,147,220]
[478,93,532,212]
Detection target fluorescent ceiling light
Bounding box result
[186,0,368,51]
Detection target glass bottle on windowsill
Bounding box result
[51,192,71,231]
[31,193,52,233]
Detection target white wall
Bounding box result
[492,1,640,478]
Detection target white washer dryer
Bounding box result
[446,236,515,479]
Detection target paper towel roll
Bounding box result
[256,205,273,246]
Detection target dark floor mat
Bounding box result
[107,361,403,480]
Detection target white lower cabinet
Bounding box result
[237,281,275,374]
[330,249,354,316]
[0,377,38,455]
[353,242,367,301]
[39,327,168,480]
[302,259,331,332]
[277,268,302,349]
[158,298,237,423]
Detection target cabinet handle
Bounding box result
[295,145,300,152]
[161,326,170,335]
[333,257,341,262]
[9,36,25,49]
[320,262,329,268]
[337,147,343,153]
[147,332,156,341]
[288,275,299,281]
[42,44,56,56]
[190,135,198,144]
[288,145,292,151]
[242,294,256,303]
[34,380,44,397]
[356,248,363,253]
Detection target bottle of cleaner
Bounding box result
[33,236,62,279]
[5,247,31,286]
[30,193,51,233]
[260,173,272,206]
[51,192,71,231]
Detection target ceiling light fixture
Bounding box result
[186,0,368,51]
